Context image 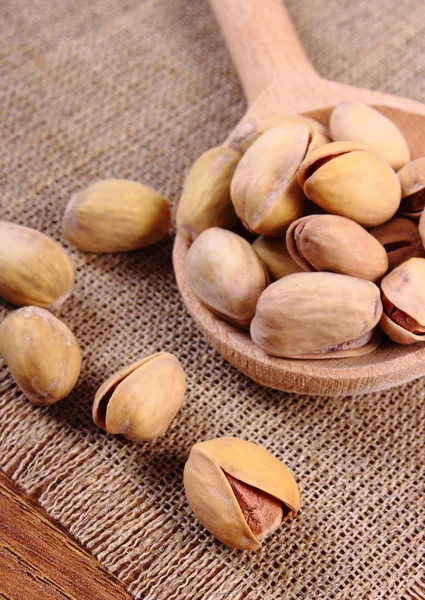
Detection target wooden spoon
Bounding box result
[172,0,425,396]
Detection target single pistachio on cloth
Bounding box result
[185,227,268,328]
[63,179,171,253]
[329,101,410,170]
[380,257,425,344]
[183,437,300,551]
[226,114,329,155]
[93,352,186,442]
[0,307,81,405]
[176,146,240,242]
[252,237,303,281]
[297,141,401,228]
[397,157,425,218]
[230,125,310,236]
[369,217,424,270]
[286,214,388,283]
[0,221,74,310]
[251,272,382,359]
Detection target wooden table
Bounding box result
[0,472,132,600]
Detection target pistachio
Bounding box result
[329,102,410,170]
[397,157,425,218]
[380,257,425,344]
[369,217,424,270]
[226,114,329,154]
[297,141,401,228]
[176,146,240,242]
[185,228,268,328]
[93,352,186,442]
[230,125,309,236]
[286,214,388,283]
[252,237,303,281]
[251,272,382,358]
[63,179,171,253]
[0,307,81,405]
[183,437,300,550]
[0,221,74,310]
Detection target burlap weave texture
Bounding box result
[0,0,424,598]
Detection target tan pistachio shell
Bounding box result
[93,352,186,442]
[251,272,382,358]
[231,125,309,236]
[419,211,425,250]
[297,142,401,228]
[329,101,410,171]
[183,437,300,551]
[369,217,424,270]
[397,157,425,218]
[185,228,269,329]
[252,237,303,281]
[286,214,388,283]
[176,146,240,242]
[226,114,329,154]
[0,307,81,405]
[63,179,171,253]
[380,257,425,344]
[0,221,74,310]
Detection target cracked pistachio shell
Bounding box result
[0,221,74,310]
[226,114,329,154]
[185,228,268,328]
[380,257,425,344]
[397,157,425,218]
[252,237,303,281]
[330,102,410,171]
[251,272,382,358]
[63,179,171,253]
[286,214,388,283]
[297,142,401,228]
[183,437,300,551]
[369,218,424,270]
[176,146,240,242]
[93,352,186,442]
[230,125,309,236]
[0,307,81,405]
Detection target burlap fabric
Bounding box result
[1,0,424,598]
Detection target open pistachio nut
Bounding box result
[380,257,425,344]
[397,157,425,219]
[286,214,388,283]
[369,217,424,270]
[183,437,300,550]
[93,352,186,442]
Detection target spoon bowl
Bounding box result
[173,0,425,395]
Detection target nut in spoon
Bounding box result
[173,0,425,396]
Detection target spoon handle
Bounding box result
[209,0,317,106]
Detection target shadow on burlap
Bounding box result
[1,0,424,598]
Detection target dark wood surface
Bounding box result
[0,471,132,600]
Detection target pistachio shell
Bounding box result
[63,179,171,252]
[286,214,388,282]
[252,237,303,281]
[0,307,81,405]
[297,142,401,228]
[330,102,410,170]
[93,352,186,441]
[231,125,309,236]
[369,217,424,270]
[380,257,425,344]
[397,157,425,218]
[176,146,240,242]
[251,272,382,358]
[419,211,425,249]
[185,228,268,328]
[183,437,300,550]
[0,221,74,310]
[226,114,329,154]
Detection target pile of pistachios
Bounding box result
[177,102,425,359]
